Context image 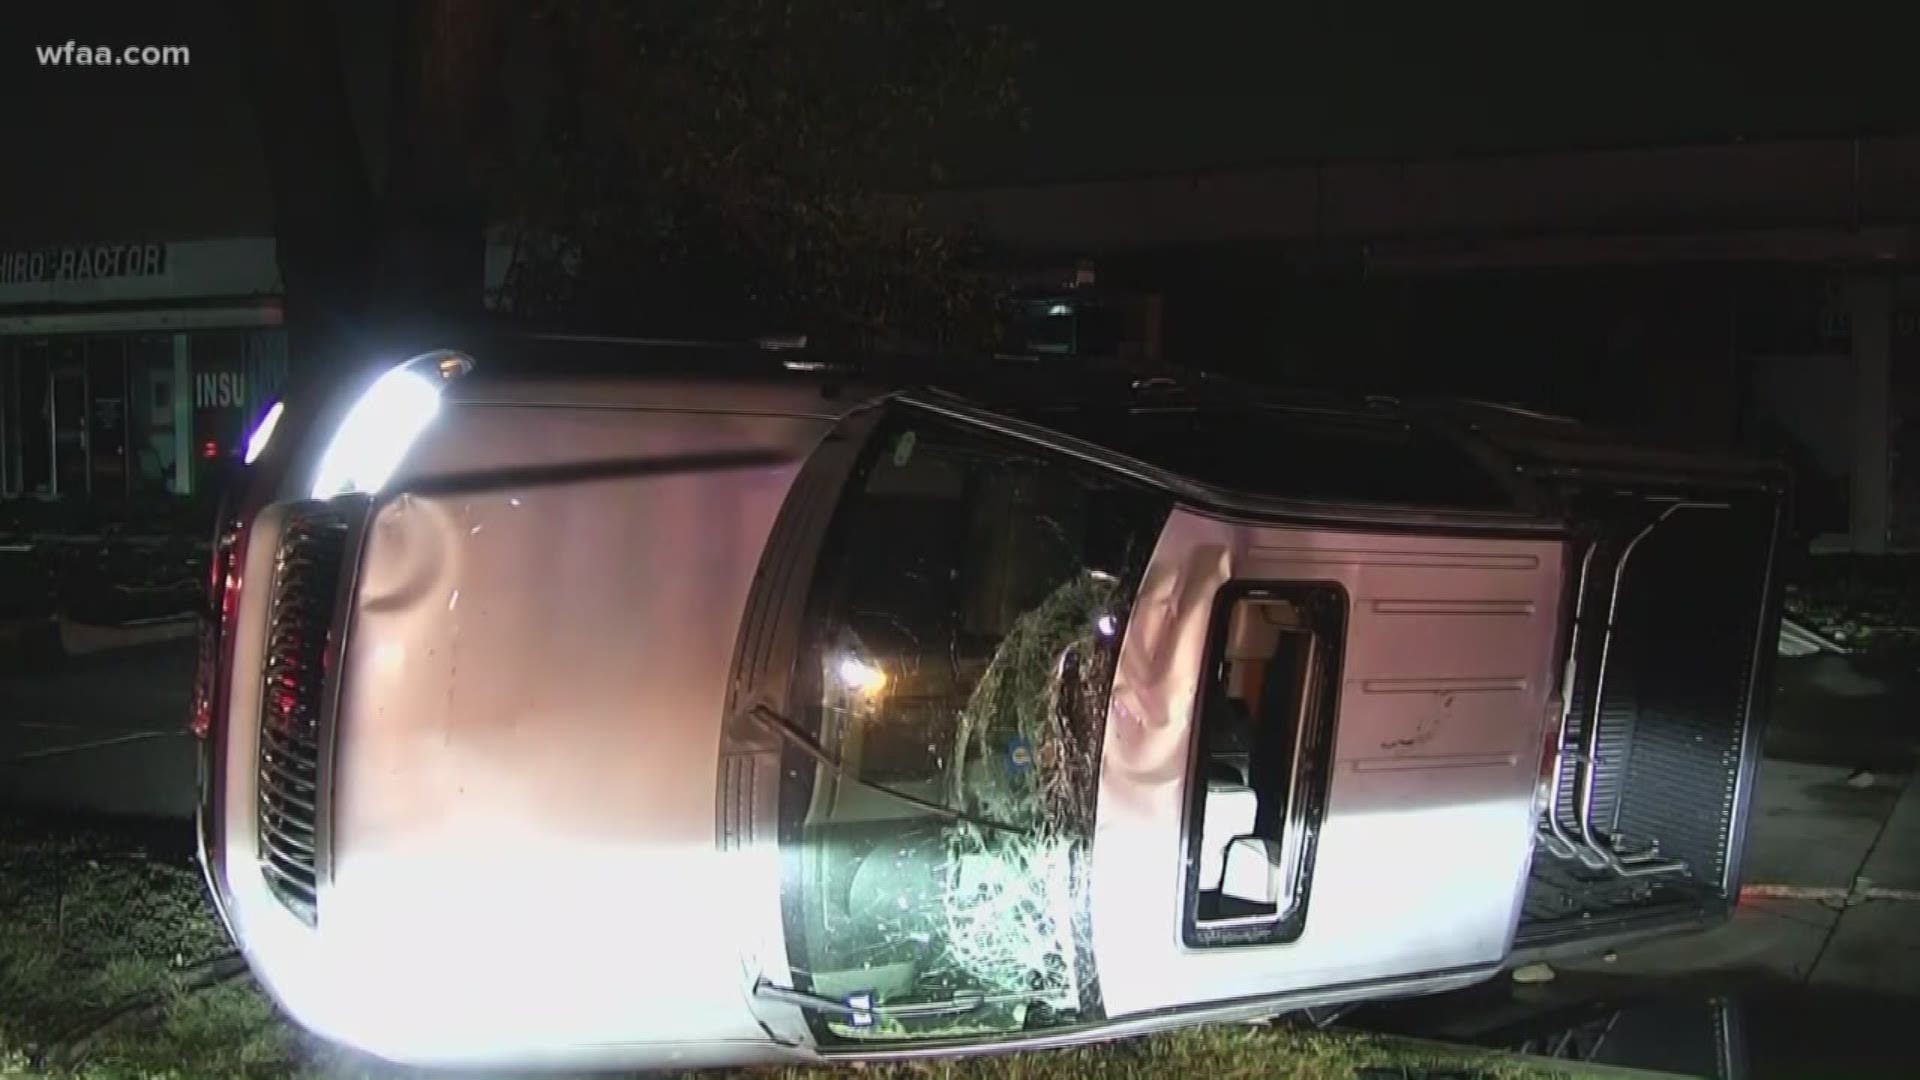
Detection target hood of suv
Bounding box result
[252,400,831,1060]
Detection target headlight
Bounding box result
[243,400,284,465]
[310,350,473,500]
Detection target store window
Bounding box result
[127,335,181,498]
[0,328,286,502]
[86,337,130,498]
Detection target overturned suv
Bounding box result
[192,335,1787,1069]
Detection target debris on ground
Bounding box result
[1509,963,1556,985]
[1779,615,1852,657]
[1785,555,1920,661]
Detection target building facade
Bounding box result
[0,238,285,501]
[0,0,290,507]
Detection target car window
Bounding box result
[1183,584,1345,947]
[778,404,1169,1044]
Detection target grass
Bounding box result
[0,814,299,1080]
[0,812,1617,1080]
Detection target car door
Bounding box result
[733,399,1174,1050]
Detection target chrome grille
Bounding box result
[258,506,350,924]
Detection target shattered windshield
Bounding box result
[777,405,1170,1044]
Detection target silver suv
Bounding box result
[193,335,1787,1068]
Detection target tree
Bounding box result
[239,0,1027,383]
[489,0,1028,350]
[235,0,505,396]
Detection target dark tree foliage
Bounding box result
[236,0,508,392]
[488,0,1029,349]
[241,0,1023,387]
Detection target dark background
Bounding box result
[1,1,1915,542]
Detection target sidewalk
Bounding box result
[1573,654,1920,995]
[1564,759,1918,991]
[1806,759,1920,997]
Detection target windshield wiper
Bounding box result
[743,704,1028,836]
[752,979,1047,1023]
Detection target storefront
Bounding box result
[0,238,284,502]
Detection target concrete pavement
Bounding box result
[1566,759,1919,989]
[1807,761,1920,999]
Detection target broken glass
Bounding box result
[778,406,1169,1044]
